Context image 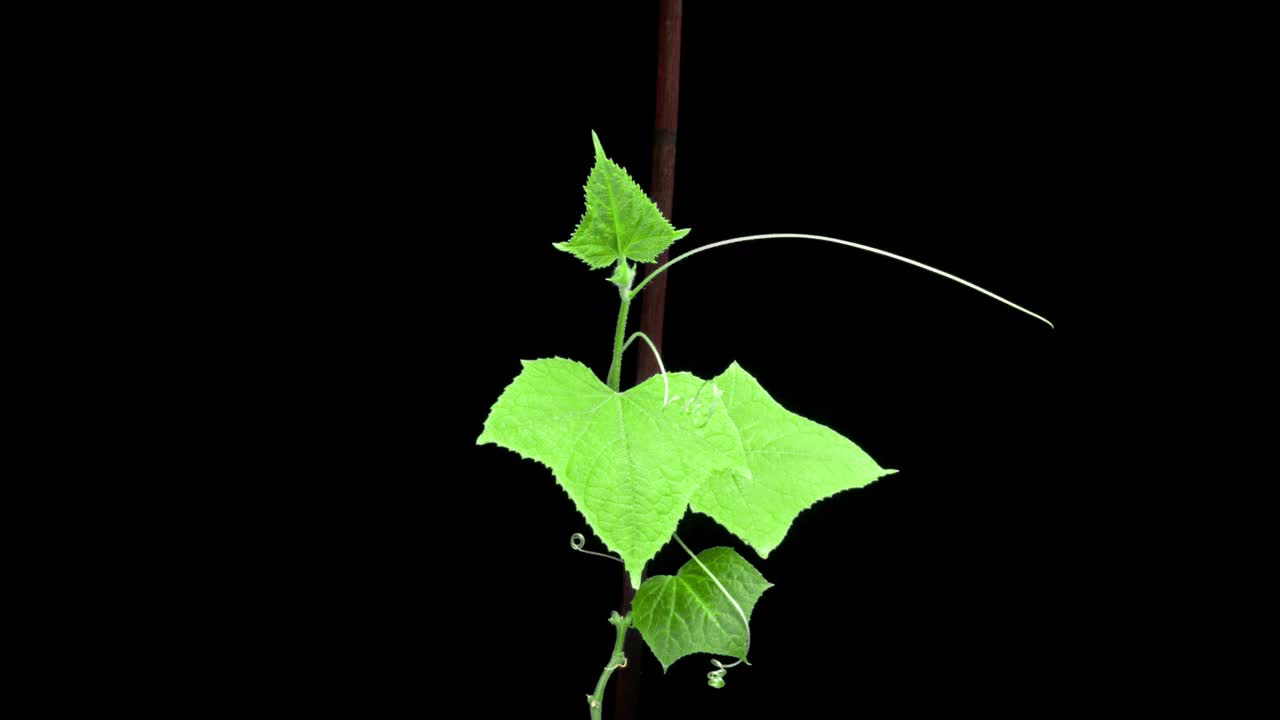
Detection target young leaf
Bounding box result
[689,362,897,558]
[632,546,772,671]
[553,130,690,269]
[476,359,739,589]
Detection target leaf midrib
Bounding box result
[602,160,626,260]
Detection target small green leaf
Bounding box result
[632,546,772,671]
[553,130,690,269]
[689,362,897,558]
[476,359,738,588]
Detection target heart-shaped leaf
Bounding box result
[632,546,772,671]
[477,359,740,588]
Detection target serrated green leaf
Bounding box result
[689,362,897,558]
[552,130,690,269]
[476,359,739,588]
[632,546,772,671]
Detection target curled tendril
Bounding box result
[570,532,623,563]
[678,378,720,428]
[706,647,745,688]
[707,659,729,689]
[672,534,751,690]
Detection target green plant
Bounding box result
[477,131,1051,718]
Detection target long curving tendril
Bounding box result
[673,533,750,688]
[629,233,1054,328]
[570,532,623,563]
[620,331,670,405]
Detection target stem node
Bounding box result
[588,611,633,720]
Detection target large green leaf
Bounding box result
[689,362,897,558]
[632,546,772,671]
[553,130,690,269]
[476,359,739,588]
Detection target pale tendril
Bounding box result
[621,331,670,405]
[673,534,750,688]
[570,532,623,563]
[630,233,1054,329]
[672,378,719,428]
[707,660,729,689]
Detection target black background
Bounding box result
[6,11,1278,717]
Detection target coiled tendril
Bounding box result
[671,378,719,429]
[672,534,749,689]
[707,659,729,689]
[570,532,622,563]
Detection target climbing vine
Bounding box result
[476,131,1051,718]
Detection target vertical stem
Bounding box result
[589,612,632,720]
[605,288,632,393]
[618,2,683,717]
[633,0,684,385]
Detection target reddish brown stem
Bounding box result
[632,1,682,388]
[614,1,682,718]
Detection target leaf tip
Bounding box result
[590,129,606,160]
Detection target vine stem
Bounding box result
[628,233,1054,328]
[606,279,633,392]
[589,611,632,720]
